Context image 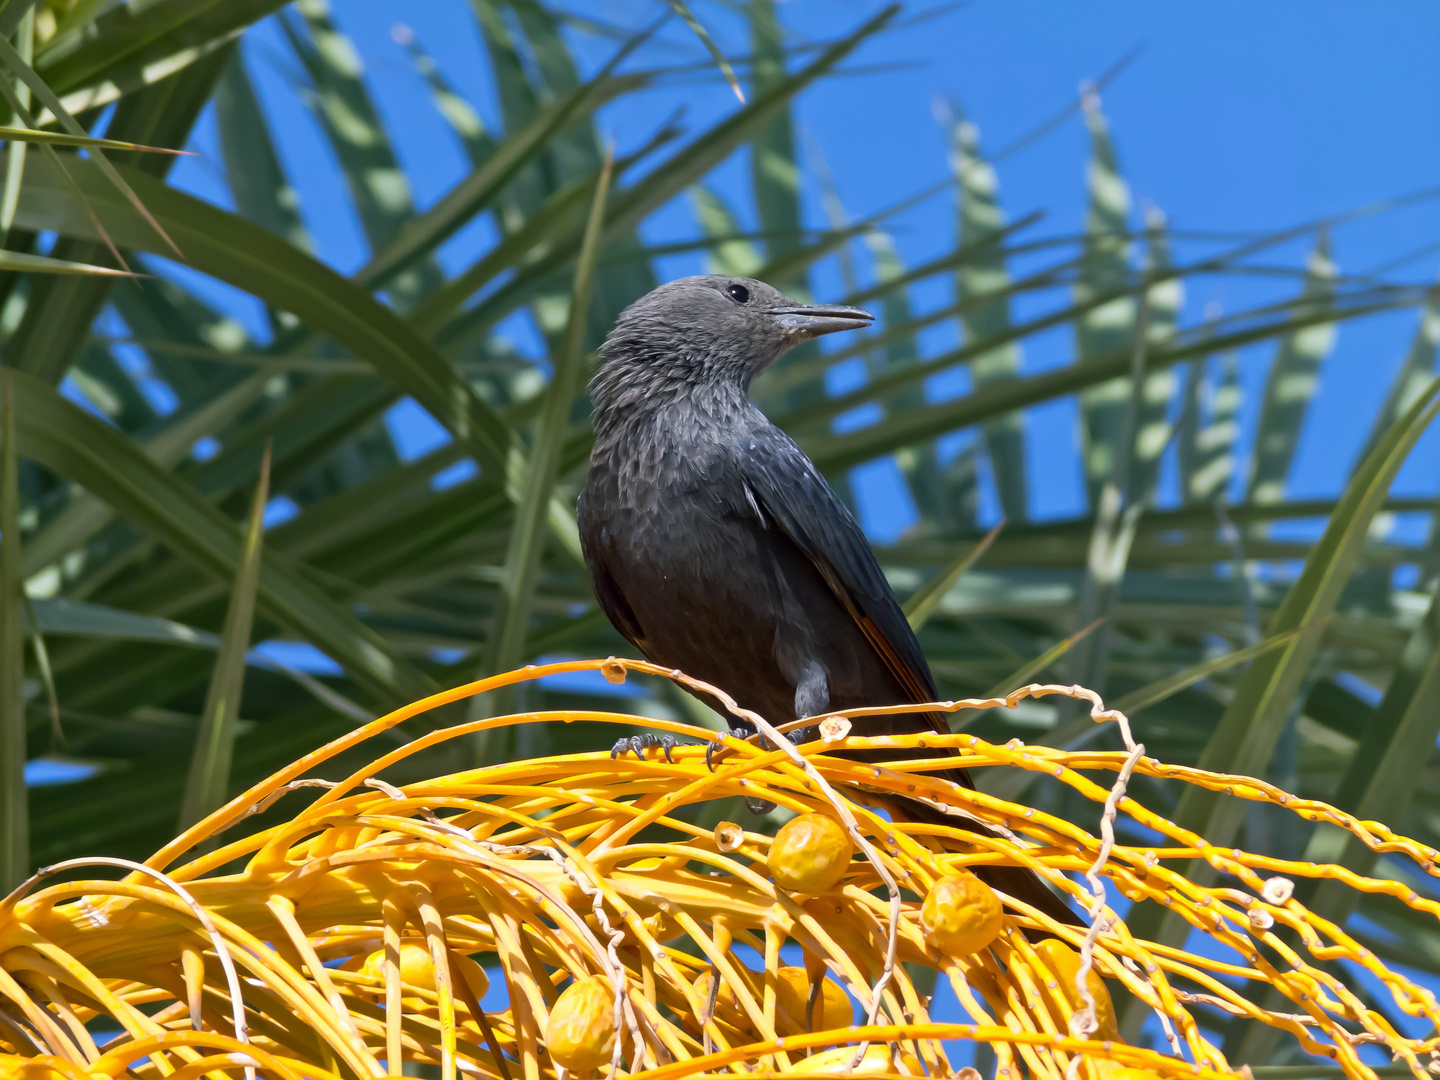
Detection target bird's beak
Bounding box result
[768,303,874,340]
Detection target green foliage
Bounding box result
[178,444,270,833]
[0,374,24,889]
[0,3,1437,1060]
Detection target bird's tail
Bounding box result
[886,791,1086,935]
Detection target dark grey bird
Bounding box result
[577,274,1079,930]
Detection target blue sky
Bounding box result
[161,0,1440,539]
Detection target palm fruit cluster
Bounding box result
[0,658,1434,1080]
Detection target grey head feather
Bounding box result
[589,275,872,429]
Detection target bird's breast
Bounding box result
[586,441,755,582]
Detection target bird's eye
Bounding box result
[726,283,750,304]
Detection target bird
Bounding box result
[577,274,1080,931]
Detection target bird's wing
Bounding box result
[587,553,646,650]
[738,429,944,732]
[577,491,646,650]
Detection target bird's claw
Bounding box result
[705,725,756,772]
[705,724,811,779]
[703,723,792,815]
[610,732,679,763]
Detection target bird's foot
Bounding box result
[705,724,757,772]
[742,730,812,814]
[706,725,810,814]
[610,733,678,763]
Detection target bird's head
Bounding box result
[591,275,872,410]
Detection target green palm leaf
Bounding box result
[8,367,434,704]
[943,97,1028,521]
[482,150,612,709]
[1074,90,1136,509]
[178,445,269,831]
[1121,371,1440,1003]
[1246,231,1338,505]
[0,375,24,888]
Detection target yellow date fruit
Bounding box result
[1033,938,1119,1040]
[546,975,617,1072]
[793,1045,923,1075]
[768,814,853,893]
[362,940,436,991]
[359,941,489,1001]
[920,870,1004,956]
[775,967,852,1033]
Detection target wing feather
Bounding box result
[577,490,646,650]
[739,429,945,733]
